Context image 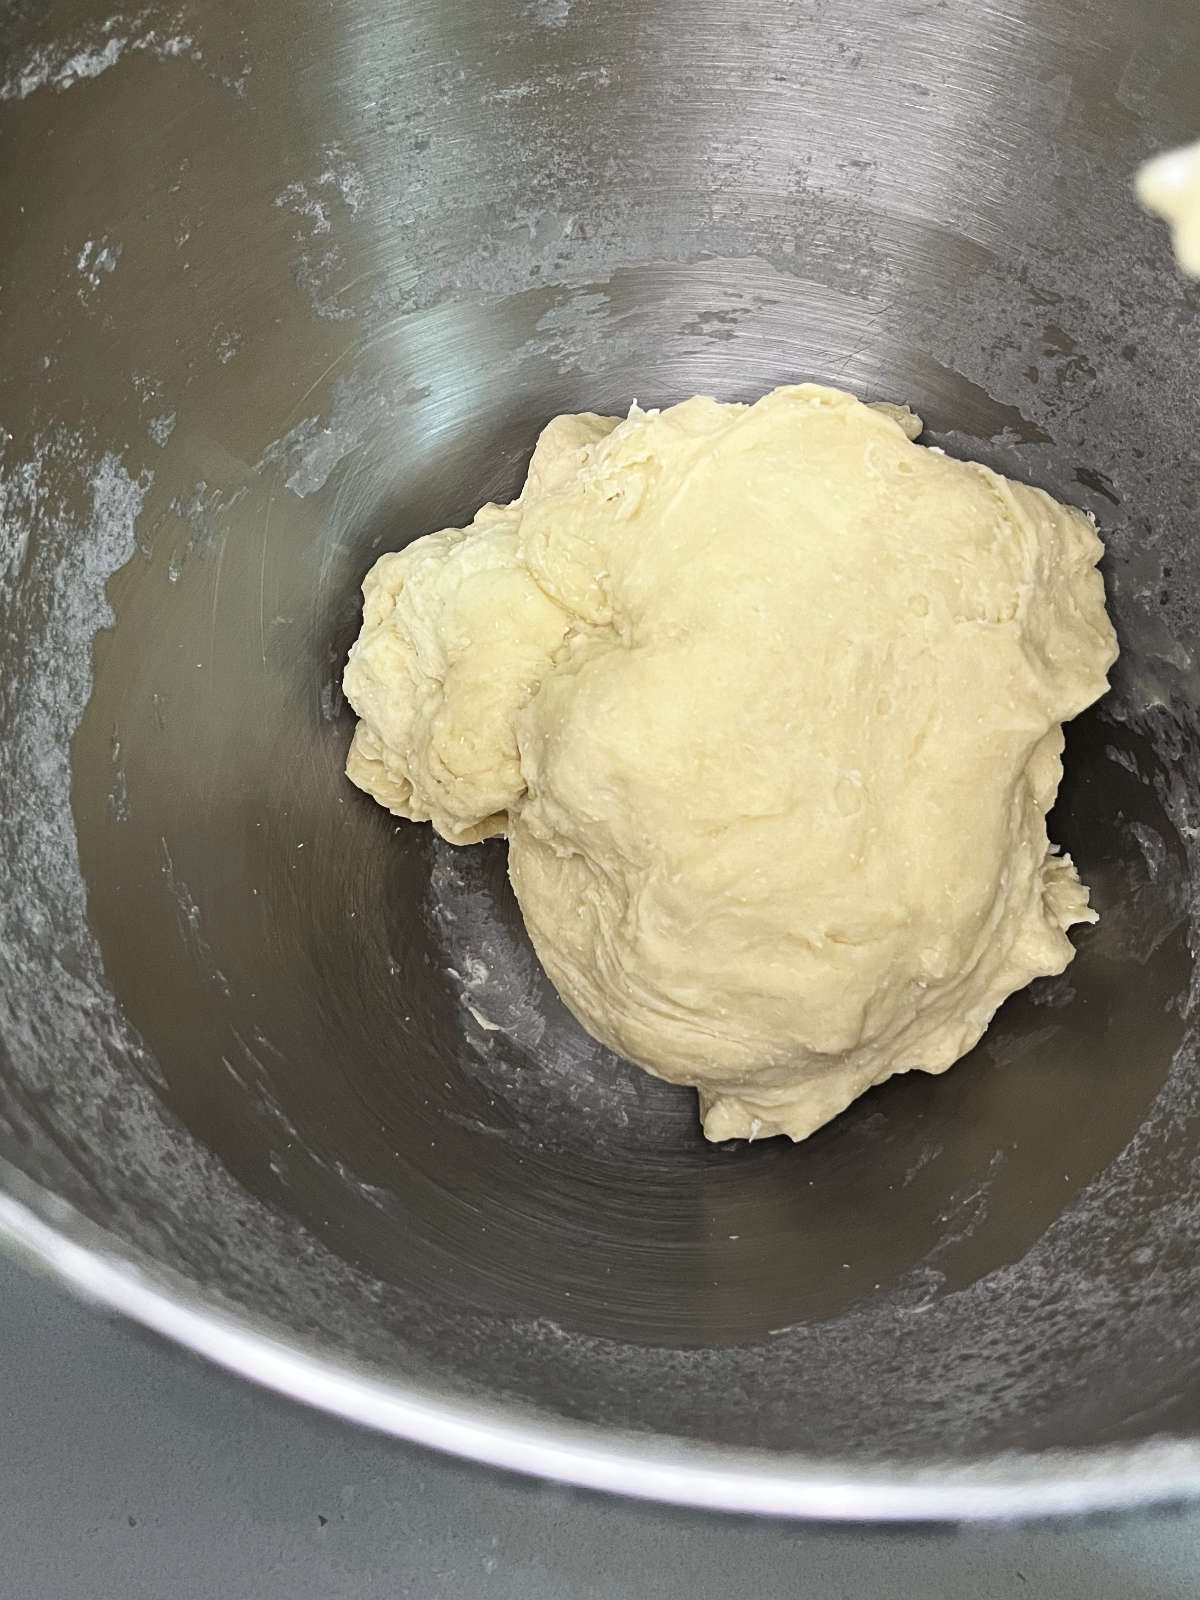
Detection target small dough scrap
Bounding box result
[344,384,1118,1142]
[1137,138,1200,275]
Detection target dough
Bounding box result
[1137,139,1200,274]
[344,384,1117,1141]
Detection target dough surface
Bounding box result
[344,384,1117,1141]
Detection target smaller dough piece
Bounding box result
[1138,138,1200,275]
[344,384,1118,1143]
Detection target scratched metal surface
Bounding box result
[3,0,1200,1518]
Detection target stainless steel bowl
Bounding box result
[4,0,1200,1521]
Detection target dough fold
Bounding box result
[344,383,1117,1141]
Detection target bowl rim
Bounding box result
[2,1155,1198,1523]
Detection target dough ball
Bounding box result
[343,384,1118,1142]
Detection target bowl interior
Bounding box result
[3,0,1200,1473]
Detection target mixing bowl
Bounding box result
[3,0,1200,1521]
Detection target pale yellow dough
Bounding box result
[1138,138,1200,275]
[344,384,1117,1141]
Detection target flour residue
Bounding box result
[164,480,246,582]
[275,152,366,237]
[426,837,693,1151]
[526,0,571,25]
[1,13,197,103]
[274,149,367,324]
[255,374,431,501]
[0,426,424,1379]
[76,238,122,301]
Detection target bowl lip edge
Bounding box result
[1,1158,1197,1524]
